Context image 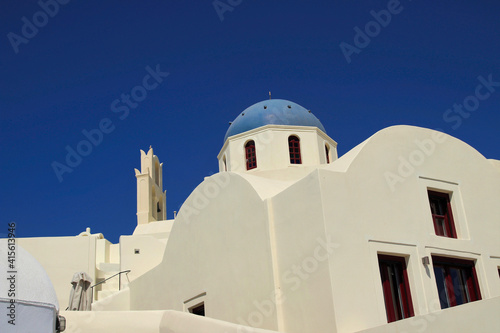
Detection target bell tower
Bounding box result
[134,146,167,225]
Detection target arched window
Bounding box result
[325,144,330,164]
[245,140,257,170]
[288,136,302,164]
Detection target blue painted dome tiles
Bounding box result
[224,99,326,142]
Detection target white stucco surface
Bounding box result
[62,309,281,333]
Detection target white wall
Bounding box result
[18,235,99,309]
[218,125,337,173]
[120,235,167,283]
[316,126,500,332]
[356,296,500,333]
[128,172,280,330]
[62,309,282,333]
[270,170,338,333]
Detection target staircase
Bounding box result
[93,263,129,301]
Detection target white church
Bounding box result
[2,99,500,332]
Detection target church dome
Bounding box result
[0,240,59,310]
[224,99,326,142]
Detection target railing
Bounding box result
[90,269,131,301]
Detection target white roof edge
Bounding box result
[325,137,371,173]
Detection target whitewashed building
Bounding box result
[7,99,500,332]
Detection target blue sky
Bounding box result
[1,1,499,243]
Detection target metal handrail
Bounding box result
[90,269,131,300]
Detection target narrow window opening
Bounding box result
[428,191,457,238]
[288,136,302,164]
[378,255,414,323]
[152,188,157,219]
[223,155,227,171]
[325,144,330,164]
[189,303,205,316]
[245,141,257,170]
[154,161,160,186]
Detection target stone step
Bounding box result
[96,290,117,300]
[92,271,125,301]
[98,263,120,272]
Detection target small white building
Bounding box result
[7,99,500,332]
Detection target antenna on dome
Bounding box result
[269,91,271,100]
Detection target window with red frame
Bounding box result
[288,136,301,164]
[245,140,257,170]
[432,256,481,309]
[378,255,414,323]
[428,191,457,238]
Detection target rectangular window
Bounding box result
[428,191,457,238]
[378,255,414,322]
[432,256,481,309]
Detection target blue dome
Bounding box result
[224,99,326,142]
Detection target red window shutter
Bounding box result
[288,136,302,164]
[245,141,257,170]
